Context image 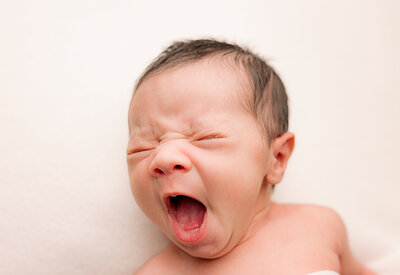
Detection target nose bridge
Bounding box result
[149,140,192,176]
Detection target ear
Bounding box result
[266,132,295,185]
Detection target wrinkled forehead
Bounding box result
[135,53,253,94]
[129,57,253,122]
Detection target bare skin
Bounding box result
[135,203,375,275]
[127,57,376,275]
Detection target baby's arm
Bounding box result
[332,211,376,275]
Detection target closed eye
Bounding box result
[194,133,226,143]
[199,135,216,141]
[127,147,153,155]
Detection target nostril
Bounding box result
[154,168,164,174]
[174,164,184,170]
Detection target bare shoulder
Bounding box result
[274,203,345,229]
[272,203,376,275]
[295,204,345,230]
[281,203,343,220]
[272,203,347,251]
[134,244,180,275]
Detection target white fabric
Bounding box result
[307,271,339,275]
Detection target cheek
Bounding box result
[210,147,267,213]
[221,174,261,212]
[202,155,263,213]
[128,161,155,215]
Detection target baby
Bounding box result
[126,39,375,275]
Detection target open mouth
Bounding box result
[166,195,207,242]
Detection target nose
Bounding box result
[149,143,192,176]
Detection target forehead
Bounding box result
[129,58,252,131]
[135,57,251,102]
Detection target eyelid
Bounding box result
[195,133,225,141]
[128,148,149,154]
[127,145,154,155]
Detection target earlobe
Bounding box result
[266,132,295,185]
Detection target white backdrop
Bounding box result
[1,1,399,274]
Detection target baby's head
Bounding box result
[127,39,294,259]
[133,39,289,143]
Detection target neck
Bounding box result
[237,183,274,246]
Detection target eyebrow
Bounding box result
[131,118,217,143]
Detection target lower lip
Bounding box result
[167,207,207,243]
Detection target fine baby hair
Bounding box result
[133,39,288,143]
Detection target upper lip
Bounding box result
[162,192,206,212]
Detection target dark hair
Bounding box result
[133,39,289,142]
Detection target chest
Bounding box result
[177,240,340,275]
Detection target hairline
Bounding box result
[130,53,270,142]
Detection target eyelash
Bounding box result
[196,134,224,141]
[128,147,152,155]
[128,134,224,155]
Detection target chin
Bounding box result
[173,234,233,260]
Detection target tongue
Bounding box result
[176,196,206,231]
